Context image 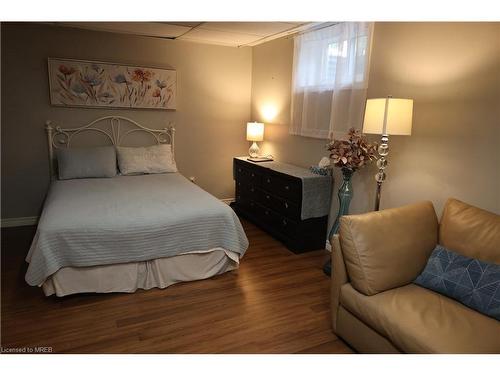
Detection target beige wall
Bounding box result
[1,23,252,219]
[251,22,500,221]
[2,22,499,222]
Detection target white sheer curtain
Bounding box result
[290,22,374,139]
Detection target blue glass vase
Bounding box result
[329,168,355,239]
[324,168,355,276]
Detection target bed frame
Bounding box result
[45,116,175,180]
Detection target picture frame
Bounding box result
[47,57,177,110]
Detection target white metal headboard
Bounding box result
[45,116,175,179]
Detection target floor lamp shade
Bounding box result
[362,97,413,211]
[362,98,413,136]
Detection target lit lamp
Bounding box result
[362,96,413,211]
[246,122,264,158]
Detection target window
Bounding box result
[290,23,373,139]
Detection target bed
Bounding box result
[25,116,248,296]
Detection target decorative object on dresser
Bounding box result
[246,122,264,158]
[310,156,332,176]
[362,96,413,210]
[232,157,332,253]
[246,122,273,162]
[323,128,378,275]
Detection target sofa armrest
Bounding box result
[339,201,438,296]
[331,234,348,332]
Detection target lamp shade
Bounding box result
[246,122,264,141]
[362,98,413,136]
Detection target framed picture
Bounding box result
[48,58,176,110]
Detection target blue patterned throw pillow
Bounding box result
[414,245,500,321]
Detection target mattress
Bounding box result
[42,248,239,297]
[26,173,249,286]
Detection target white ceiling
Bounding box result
[57,22,316,47]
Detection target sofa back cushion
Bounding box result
[339,201,438,296]
[440,198,500,264]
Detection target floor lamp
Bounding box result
[362,96,413,211]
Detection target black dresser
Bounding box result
[232,157,331,253]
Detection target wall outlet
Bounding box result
[189,176,196,183]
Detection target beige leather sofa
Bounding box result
[331,198,500,353]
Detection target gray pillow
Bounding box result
[57,146,117,180]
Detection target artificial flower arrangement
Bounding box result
[327,127,378,171]
[325,127,378,242]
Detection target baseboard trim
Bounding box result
[221,198,235,205]
[1,216,39,228]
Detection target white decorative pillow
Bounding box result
[116,144,177,175]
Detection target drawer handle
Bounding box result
[251,173,255,177]
[238,182,241,187]
[285,185,290,190]
[266,195,270,200]
[238,168,242,172]
[282,219,287,226]
[266,178,271,183]
[284,202,289,209]
[250,188,255,192]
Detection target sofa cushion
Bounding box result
[440,198,500,264]
[339,201,438,296]
[340,283,500,353]
[415,245,500,320]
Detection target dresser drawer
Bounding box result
[255,203,299,240]
[234,162,262,186]
[256,188,274,208]
[256,189,300,220]
[239,198,259,216]
[239,184,259,201]
[275,196,300,220]
[278,216,300,240]
[261,172,301,202]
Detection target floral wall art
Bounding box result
[48,58,176,110]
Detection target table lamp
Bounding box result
[362,96,413,211]
[246,122,264,158]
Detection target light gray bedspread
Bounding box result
[25,173,249,286]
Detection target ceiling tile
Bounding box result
[178,28,260,46]
[160,22,203,28]
[59,22,191,38]
[199,22,303,37]
[54,21,316,47]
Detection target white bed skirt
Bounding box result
[42,248,239,297]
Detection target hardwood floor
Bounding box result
[1,219,353,354]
